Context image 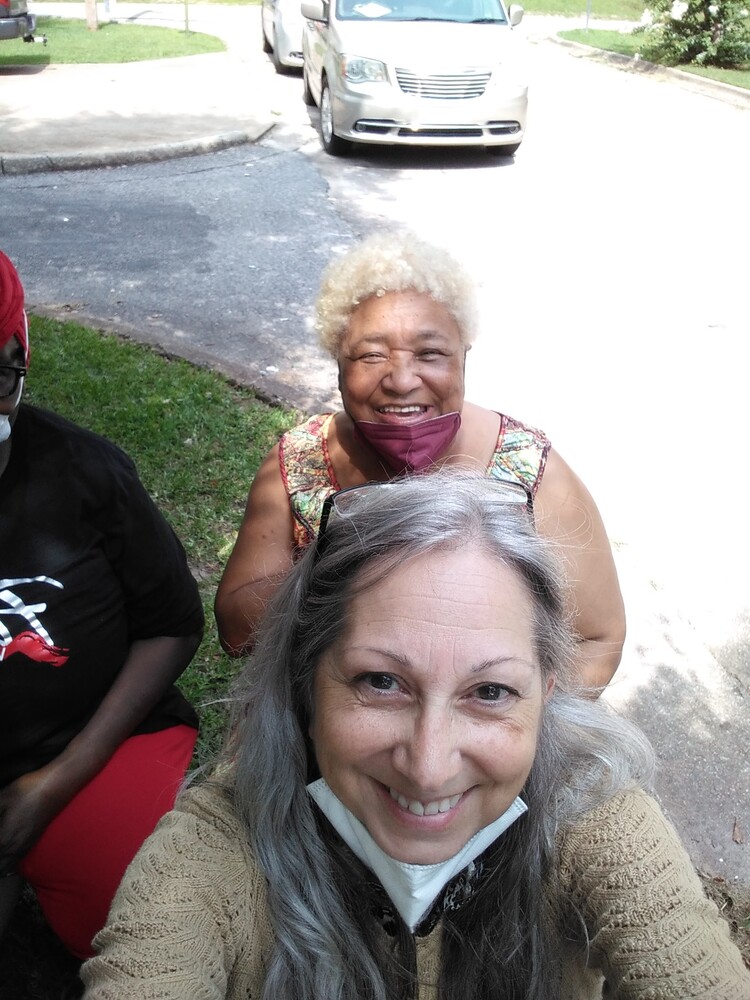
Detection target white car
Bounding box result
[301,0,528,157]
[262,0,306,72]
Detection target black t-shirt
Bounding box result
[0,405,203,788]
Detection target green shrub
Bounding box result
[635,0,750,66]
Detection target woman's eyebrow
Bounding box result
[349,329,453,346]
[347,649,535,675]
[470,656,536,675]
[351,646,411,667]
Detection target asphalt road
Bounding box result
[1,7,748,881]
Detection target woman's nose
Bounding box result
[381,357,422,394]
[392,707,462,796]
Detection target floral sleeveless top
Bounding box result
[278,412,551,551]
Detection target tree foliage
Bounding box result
[636,0,750,66]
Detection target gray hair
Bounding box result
[227,471,654,1000]
[315,230,479,357]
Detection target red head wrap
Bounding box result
[0,250,29,367]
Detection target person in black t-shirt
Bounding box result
[0,250,204,959]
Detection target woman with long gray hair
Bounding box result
[83,472,749,999]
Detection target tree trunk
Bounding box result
[85,0,99,31]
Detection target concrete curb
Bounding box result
[29,303,306,413]
[548,34,750,110]
[0,126,273,176]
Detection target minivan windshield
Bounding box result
[335,0,509,24]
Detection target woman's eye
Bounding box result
[362,672,399,692]
[474,683,513,702]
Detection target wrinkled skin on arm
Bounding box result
[534,449,625,692]
[214,444,296,657]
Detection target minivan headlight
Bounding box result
[339,55,387,84]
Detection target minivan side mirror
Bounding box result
[508,4,524,26]
[301,0,326,21]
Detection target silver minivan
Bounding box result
[301,0,528,157]
[262,0,306,72]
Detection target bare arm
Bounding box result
[534,449,625,692]
[0,632,201,873]
[214,444,297,657]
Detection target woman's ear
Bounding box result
[544,674,556,701]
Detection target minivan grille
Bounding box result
[395,69,491,100]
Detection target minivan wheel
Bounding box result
[320,81,352,156]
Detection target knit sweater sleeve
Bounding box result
[558,788,750,999]
[81,780,273,1000]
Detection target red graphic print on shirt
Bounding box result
[0,576,70,667]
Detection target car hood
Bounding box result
[331,20,519,67]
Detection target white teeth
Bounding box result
[389,788,461,816]
[380,406,424,414]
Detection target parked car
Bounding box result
[300,0,528,157]
[0,0,37,42]
[261,0,305,73]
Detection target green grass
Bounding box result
[677,61,750,88]
[522,0,644,17]
[561,26,642,55]
[0,16,224,65]
[25,315,297,760]
[560,27,750,89]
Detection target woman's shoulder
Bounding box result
[557,786,708,918]
[16,404,137,484]
[106,773,269,943]
[559,786,682,872]
[279,412,335,452]
[557,788,750,995]
[84,773,273,998]
[468,404,550,494]
[20,403,131,453]
[278,412,337,489]
[170,773,248,850]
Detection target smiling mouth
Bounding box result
[377,405,428,416]
[389,787,462,817]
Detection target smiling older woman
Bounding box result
[214,231,625,691]
[83,472,749,1000]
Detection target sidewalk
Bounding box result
[0,3,275,173]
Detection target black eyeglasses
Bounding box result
[0,365,27,399]
[316,478,533,560]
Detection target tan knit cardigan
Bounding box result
[82,782,750,999]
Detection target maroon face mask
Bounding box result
[353,411,461,474]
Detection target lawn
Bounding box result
[524,0,645,15]
[560,26,750,89]
[0,16,224,64]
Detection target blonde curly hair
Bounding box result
[315,231,479,358]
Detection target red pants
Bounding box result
[19,724,197,959]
